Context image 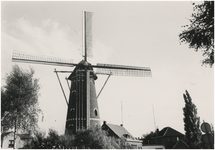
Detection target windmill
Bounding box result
[12,11,152,133]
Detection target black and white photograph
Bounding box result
[1,1,214,149]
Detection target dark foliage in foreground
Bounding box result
[22,127,133,149]
[183,90,202,148]
[179,1,214,67]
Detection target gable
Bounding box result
[159,127,184,137]
[173,139,189,149]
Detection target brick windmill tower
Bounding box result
[12,11,152,134]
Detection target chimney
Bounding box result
[120,124,123,126]
[103,121,106,125]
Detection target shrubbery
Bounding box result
[22,126,132,149]
[22,129,75,149]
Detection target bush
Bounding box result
[22,126,133,149]
[22,129,75,149]
[74,126,119,149]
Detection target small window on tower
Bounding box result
[94,109,98,116]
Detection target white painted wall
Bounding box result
[2,132,31,149]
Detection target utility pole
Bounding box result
[121,101,123,125]
[152,105,157,130]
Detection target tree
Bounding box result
[24,127,123,149]
[142,128,159,145]
[142,131,154,145]
[74,126,120,149]
[1,64,41,134]
[183,90,202,148]
[179,1,214,67]
[22,129,75,149]
[22,130,46,149]
[23,126,135,149]
[117,136,133,149]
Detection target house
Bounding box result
[1,131,33,149]
[173,139,189,149]
[102,121,142,149]
[151,126,186,149]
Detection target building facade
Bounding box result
[143,126,188,149]
[1,132,33,149]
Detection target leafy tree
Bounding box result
[23,129,75,149]
[117,136,133,149]
[24,127,122,149]
[22,130,46,149]
[183,90,202,148]
[179,1,214,67]
[58,131,75,148]
[74,126,120,149]
[1,64,41,134]
[142,131,155,145]
[22,126,136,149]
[142,128,159,145]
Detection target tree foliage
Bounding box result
[1,64,41,132]
[142,128,159,145]
[22,129,75,149]
[74,126,120,149]
[22,130,46,149]
[23,127,133,149]
[183,90,202,148]
[118,136,133,149]
[179,1,214,67]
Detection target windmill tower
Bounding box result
[66,60,100,133]
[12,11,152,134]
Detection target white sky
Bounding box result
[1,1,214,138]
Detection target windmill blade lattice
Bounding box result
[84,11,93,58]
[95,63,152,77]
[12,51,74,67]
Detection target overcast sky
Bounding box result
[1,1,214,137]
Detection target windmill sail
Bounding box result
[12,51,74,67]
[95,63,152,77]
[83,11,93,60]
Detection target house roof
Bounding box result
[158,127,184,137]
[103,123,133,138]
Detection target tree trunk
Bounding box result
[13,119,16,149]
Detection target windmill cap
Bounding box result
[78,60,91,66]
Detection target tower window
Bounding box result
[94,109,98,116]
